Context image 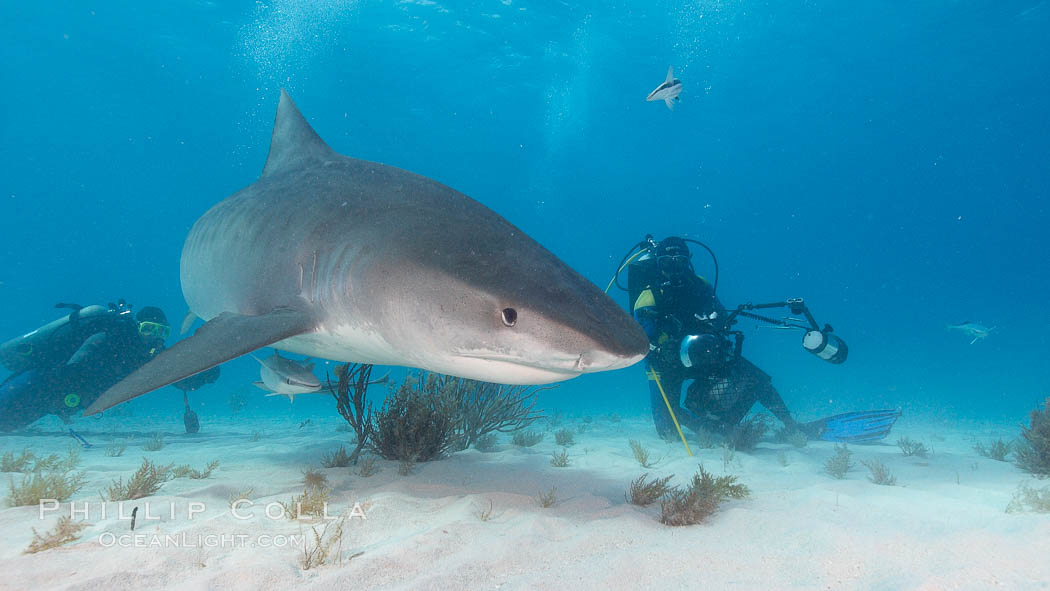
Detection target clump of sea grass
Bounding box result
[283,485,331,519]
[106,459,172,501]
[477,499,495,522]
[321,446,352,468]
[554,429,575,446]
[547,412,564,428]
[626,473,674,506]
[143,433,165,452]
[776,451,789,467]
[299,513,361,569]
[172,460,219,479]
[659,466,750,526]
[861,458,897,486]
[23,446,80,472]
[474,433,498,452]
[823,444,854,479]
[721,442,736,471]
[299,517,342,569]
[629,439,656,468]
[7,470,85,506]
[62,445,81,471]
[24,516,89,554]
[398,460,415,476]
[356,456,380,477]
[1016,398,1050,476]
[897,436,928,458]
[228,488,255,506]
[693,428,717,449]
[1005,482,1050,513]
[550,449,570,467]
[1,449,36,472]
[773,426,808,448]
[609,413,622,423]
[512,431,544,447]
[727,415,769,452]
[250,431,262,442]
[974,439,1011,462]
[30,453,62,472]
[302,468,328,489]
[536,487,557,508]
[367,375,457,462]
[105,440,127,457]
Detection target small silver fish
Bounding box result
[647,66,682,111]
[947,321,993,345]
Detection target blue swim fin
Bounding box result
[802,409,902,443]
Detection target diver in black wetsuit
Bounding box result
[612,235,901,444]
[0,300,209,431]
[624,237,800,438]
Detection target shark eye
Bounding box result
[501,308,517,327]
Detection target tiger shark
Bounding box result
[84,90,648,415]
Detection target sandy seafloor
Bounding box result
[0,404,1047,591]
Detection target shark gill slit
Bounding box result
[311,250,319,303]
[297,263,304,295]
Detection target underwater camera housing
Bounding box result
[725,298,849,365]
[802,329,848,364]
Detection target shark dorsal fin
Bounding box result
[665,66,675,84]
[261,90,337,178]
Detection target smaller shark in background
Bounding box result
[947,321,994,345]
[647,66,682,110]
[251,351,322,401]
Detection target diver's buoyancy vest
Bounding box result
[0,305,125,373]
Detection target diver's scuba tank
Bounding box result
[0,305,115,373]
[802,329,848,364]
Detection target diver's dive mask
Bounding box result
[657,254,692,277]
[138,321,171,340]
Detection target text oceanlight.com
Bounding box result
[98,532,304,549]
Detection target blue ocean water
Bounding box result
[1,0,1047,428]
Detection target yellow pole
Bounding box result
[648,368,693,456]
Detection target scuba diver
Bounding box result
[0,300,214,432]
[610,235,900,444]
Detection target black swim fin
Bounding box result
[802,409,902,443]
[83,307,314,415]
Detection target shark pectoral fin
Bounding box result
[83,308,314,415]
[665,98,675,111]
[180,310,198,335]
[254,381,273,391]
[970,337,978,345]
[665,65,674,84]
